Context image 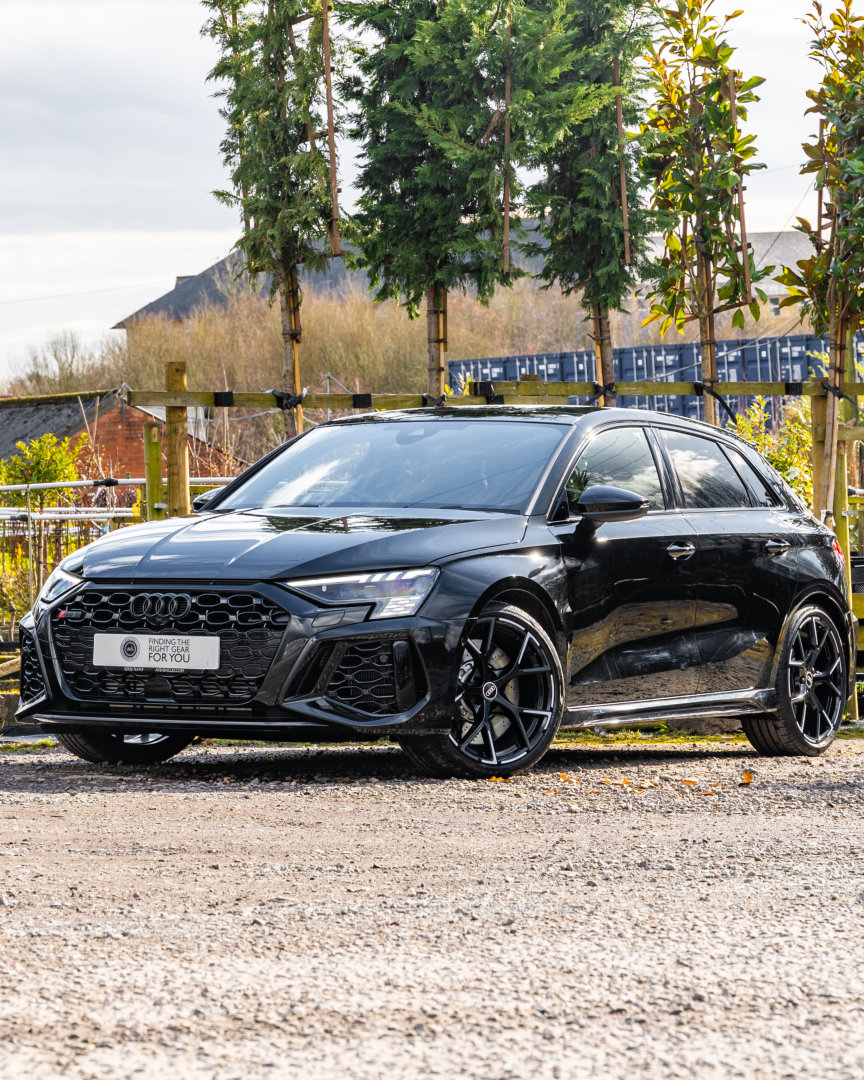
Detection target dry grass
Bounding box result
[5,273,805,461]
[6,274,801,399]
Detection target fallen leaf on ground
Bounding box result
[680,778,698,786]
[739,771,754,786]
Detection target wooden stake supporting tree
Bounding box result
[776,0,864,520]
[203,0,341,436]
[640,0,772,425]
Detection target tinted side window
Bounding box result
[562,427,665,516]
[724,446,780,508]
[661,430,750,509]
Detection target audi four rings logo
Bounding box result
[130,593,193,618]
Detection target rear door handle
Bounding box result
[765,538,791,555]
[667,541,696,561]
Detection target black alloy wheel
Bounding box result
[742,604,847,757]
[56,730,194,765]
[398,603,563,777]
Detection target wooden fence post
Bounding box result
[143,421,165,521]
[811,388,827,520]
[832,438,859,722]
[165,362,191,517]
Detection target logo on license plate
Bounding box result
[121,637,140,660]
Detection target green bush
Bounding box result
[728,396,812,508]
[0,433,83,510]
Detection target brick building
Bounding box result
[0,388,236,479]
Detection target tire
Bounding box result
[742,603,848,757]
[56,730,193,766]
[398,603,564,778]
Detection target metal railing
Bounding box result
[0,476,237,616]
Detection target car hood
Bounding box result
[76,508,528,581]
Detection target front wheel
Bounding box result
[742,603,848,757]
[399,603,563,778]
[56,730,193,765]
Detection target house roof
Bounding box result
[642,231,812,296]
[0,390,120,462]
[113,245,547,328]
[114,231,813,330]
[0,389,211,462]
[113,249,359,328]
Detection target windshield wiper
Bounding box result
[432,504,518,513]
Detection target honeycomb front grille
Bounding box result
[326,642,398,715]
[851,556,864,594]
[50,589,289,705]
[19,631,45,705]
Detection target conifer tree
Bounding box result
[343,0,608,396]
[523,0,652,400]
[203,1,339,436]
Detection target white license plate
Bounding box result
[93,633,220,671]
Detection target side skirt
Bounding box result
[562,688,776,731]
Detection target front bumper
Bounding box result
[19,580,467,738]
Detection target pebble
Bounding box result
[0,737,863,1079]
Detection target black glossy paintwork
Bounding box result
[71,507,527,580]
[686,506,803,693]
[557,511,701,705]
[23,406,856,739]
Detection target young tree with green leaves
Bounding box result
[343,0,608,396]
[640,0,772,424]
[203,0,340,436]
[523,0,653,400]
[0,434,83,511]
[776,0,864,518]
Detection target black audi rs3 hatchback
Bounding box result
[18,406,856,777]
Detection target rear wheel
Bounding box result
[742,604,847,757]
[56,730,193,765]
[399,603,563,778]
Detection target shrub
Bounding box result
[729,396,812,508]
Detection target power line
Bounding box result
[756,179,815,270]
[764,162,807,172]
[0,280,168,307]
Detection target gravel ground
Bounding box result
[2,735,864,1080]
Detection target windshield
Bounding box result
[217,419,569,514]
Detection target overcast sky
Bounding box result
[0,0,823,379]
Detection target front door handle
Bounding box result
[667,541,696,561]
[765,538,791,555]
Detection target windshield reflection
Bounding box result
[218,420,569,514]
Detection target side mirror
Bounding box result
[192,488,220,513]
[575,484,649,527]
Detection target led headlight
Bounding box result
[36,567,82,607]
[287,568,439,619]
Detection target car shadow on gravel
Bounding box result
[0,740,758,794]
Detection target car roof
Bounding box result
[324,403,743,439]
